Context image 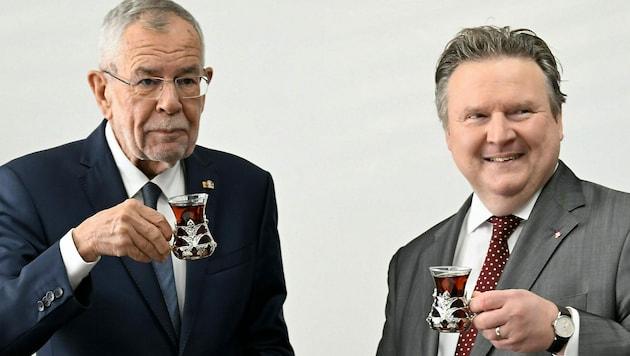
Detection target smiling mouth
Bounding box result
[486,155,522,162]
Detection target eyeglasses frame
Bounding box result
[101,70,210,99]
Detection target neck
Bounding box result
[136,159,176,180]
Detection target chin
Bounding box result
[147,147,189,163]
[485,181,528,198]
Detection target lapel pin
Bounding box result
[554,231,562,239]
[201,179,215,189]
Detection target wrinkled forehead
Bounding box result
[117,16,204,75]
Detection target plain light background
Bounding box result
[2,1,630,355]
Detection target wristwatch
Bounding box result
[547,305,574,354]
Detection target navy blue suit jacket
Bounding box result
[0,120,293,355]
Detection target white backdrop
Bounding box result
[2,1,630,355]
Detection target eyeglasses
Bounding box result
[102,70,210,99]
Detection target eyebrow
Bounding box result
[133,65,203,77]
[461,100,539,114]
[503,100,539,112]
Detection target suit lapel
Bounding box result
[472,162,585,356]
[121,258,180,347]
[424,198,472,356]
[78,121,128,214]
[431,198,471,266]
[78,121,179,348]
[499,207,579,291]
[181,150,218,231]
[179,150,218,354]
[499,161,584,291]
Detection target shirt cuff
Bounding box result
[558,306,580,356]
[59,229,100,290]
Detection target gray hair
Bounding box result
[98,0,205,71]
[435,26,566,128]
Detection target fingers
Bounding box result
[481,324,508,341]
[470,290,517,330]
[468,290,559,353]
[136,204,175,242]
[73,199,173,263]
[472,303,508,332]
[469,289,508,313]
[121,214,171,262]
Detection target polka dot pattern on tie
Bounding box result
[454,215,522,356]
[476,215,522,292]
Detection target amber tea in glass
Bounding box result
[168,193,217,260]
[426,266,474,333]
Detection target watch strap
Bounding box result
[546,305,571,354]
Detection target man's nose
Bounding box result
[156,81,182,114]
[486,113,516,144]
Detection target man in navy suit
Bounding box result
[0,1,293,355]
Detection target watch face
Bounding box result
[555,316,574,338]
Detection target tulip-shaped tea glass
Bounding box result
[168,193,217,260]
[426,266,474,333]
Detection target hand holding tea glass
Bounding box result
[168,193,217,260]
[426,266,474,333]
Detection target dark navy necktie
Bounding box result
[141,182,181,338]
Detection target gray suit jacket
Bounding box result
[377,161,630,356]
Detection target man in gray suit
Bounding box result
[377,26,630,355]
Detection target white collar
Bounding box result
[104,121,183,198]
[465,190,540,235]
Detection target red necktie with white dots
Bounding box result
[454,215,522,356]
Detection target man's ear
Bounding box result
[87,70,112,119]
[445,125,453,152]
[199,67,214,112]
[204,67,214,83]
[556,108,564,141]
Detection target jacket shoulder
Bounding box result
[192,146,270,176]
[393,213,457,260]
[2,140,85,174]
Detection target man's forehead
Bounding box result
[117,21,204,75]
[121,16,202,53]
[123,23,201,48]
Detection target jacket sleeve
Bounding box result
[0,165,91,355]
[576,228,630,355]
[376,252,399,356]
[242,173,294,355]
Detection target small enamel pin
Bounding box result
[201,179,215,189]
[554,231,562,239]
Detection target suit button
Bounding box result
[45,290,55,303]
[53,287,64,299]
[37,300,45,312]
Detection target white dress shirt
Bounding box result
[59,121,186,317]
[437,193,579,356]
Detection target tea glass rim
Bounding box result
[168,192,208,205]
[429,265,471,276]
